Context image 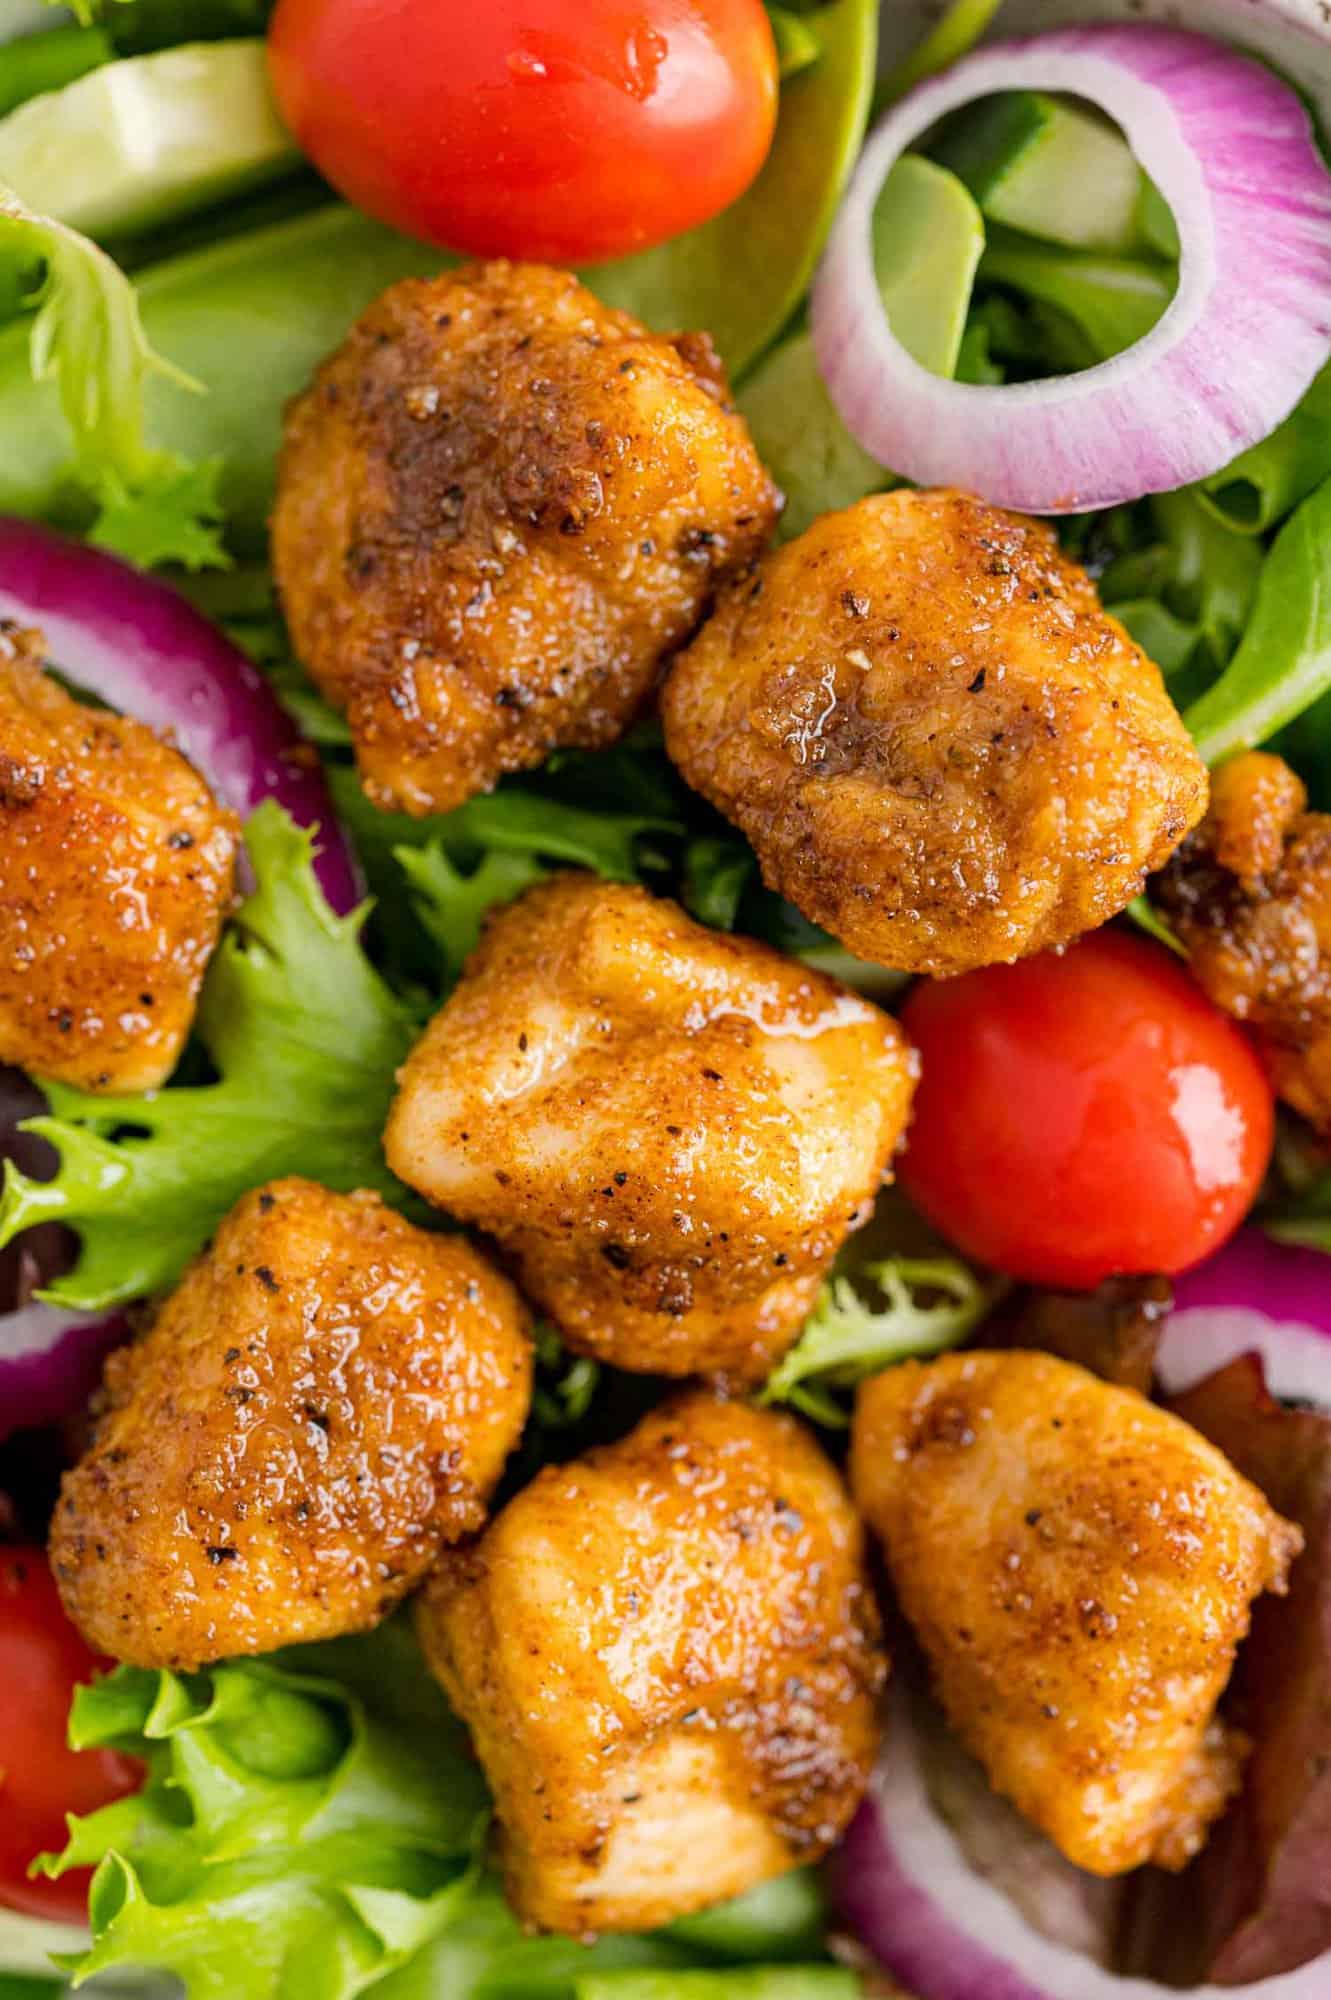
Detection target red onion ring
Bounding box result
[0,1297,127,1440]
[0,516,357,912]
[812,23,1331,512]
[1158,1228,1331,1405]
[835,1682,1329,1999]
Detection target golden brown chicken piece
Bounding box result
[662,489,1208,976]
[0,622,238,1093]
[50,1178,532,1669]
[1155,750,1331,1131]
[272,262,780,816]
[851,1350,1302,1877]
[385,874,917,1380]
[417,1389,885,1935]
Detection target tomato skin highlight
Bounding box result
[267,0,779,265]
[898,930,1276,1290]
[0,1545,139,1923]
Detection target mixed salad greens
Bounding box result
[4,0,1331,1996]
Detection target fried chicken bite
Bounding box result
[417,1390,885,1935]
[50,1178,532,1669]
[0,622,238,1093]
[1155,750,1331,1131]
[272,262,780,816]
[663,489,1208,976]
[851,1350,1302,1878]
[385,874,917,1381]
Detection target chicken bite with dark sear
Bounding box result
[663,489,1209,977]
[0,621,238,1093]
[384,873,918,1381]
[417,1390,886,1936]
[49,1178,532,1669]
[1155,749,1331,1133]
[851,1349,1302,1879]
[272,262,781,816]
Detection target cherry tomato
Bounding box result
[267,0,780,265]
[0,1545,139,1923]
[898,930,1275,1290]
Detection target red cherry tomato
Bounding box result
[0,1545,139,1923]
[898,930,1275,1290]
[267,0,779,265]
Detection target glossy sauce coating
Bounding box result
[663,490,1208,975]
[385,873,917,1379]
[417,1390,886,1935]
[1157,749,1331,1133]
[851,1350,1301,1877]
[50,1178,532,1668]
[272,261,780,814]
[0,622,238,1093]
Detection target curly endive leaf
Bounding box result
[0,179,225,566]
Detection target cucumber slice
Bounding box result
[933,89,1147,254]
[739,155,983,539]
[872,153,984,379]
[0,38,299,240]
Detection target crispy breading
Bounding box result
[0,622,238,1092]
[1156,749,1331,1131]
[272,262,780,814]
[851,1349,1302,1877]
[50,1179,532,1668]
[417,1390,886,1935]
[384,874,917,1380]
[662,489,1208,976]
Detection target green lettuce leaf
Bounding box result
[976,227,1173,367]
[1200,356,1331,535]
[394,791,678,983]
[40,1625,489,2000]
[0,179,226,567]
[1095,490,1265,701]
[0,802,416,1310]
[1185,474,1331,766]
[371,1871,842,2000]
[761,1255,991,1426]
[327,757,682,992]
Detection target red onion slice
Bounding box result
[1157,1229,1331,1405]
[0,516,357,913]
[835,1683,1329,1999]
[0,1299,127,1439]
[812,23,1331,512]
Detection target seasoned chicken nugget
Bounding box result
[384,874,917,1381]
[1156,750,1331,1132]
[50,1178,532,1669]
[851,1350,1302,1877]
[663,489,1208,976]
[417,1390,885,1935]
[0,622,238,1093]
[272,262,780,815]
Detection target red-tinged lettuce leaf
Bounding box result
[1167,1354,1331,1984]
[992,1275,1172,1392]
